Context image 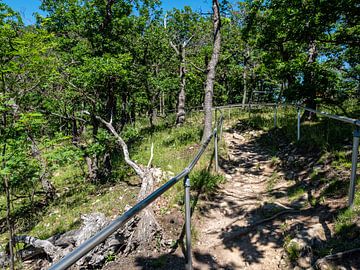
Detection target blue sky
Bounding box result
[3,0,215,25]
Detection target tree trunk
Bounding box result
[162,91,165,115]
[85,155,99,182]
[242,46,249,105]
[2,143,14,270]
[176,45,186,126]
[29,136,56,200]
[96,117,161,253]
[302,39,318,121]
[2,111,14,270]
[202,0,221,142]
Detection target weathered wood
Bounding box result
[96,116,145,179]
[3,117,163,269]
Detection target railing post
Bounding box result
[184,175,193,270]
[349,127,360,208]
[215,107,218,127]
[274,105,278,129]
[219,119,223,142]
[297,108,301,141]
[215,130,219,172]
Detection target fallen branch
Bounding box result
[147,143,154,168]
[314,248,360,269]
[13,235,62,260]
[96,116,161,254]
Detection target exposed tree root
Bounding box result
[211,209,304,246]
[314,248,360,269]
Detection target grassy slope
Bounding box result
[0,111,223,252]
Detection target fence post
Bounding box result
[215,130,219,172]
[215,108,218,127]
[297,108,301,141]
[184,175,193,270]
[219,118,223,142]
[274,105,278,129]
[349,127,360,208]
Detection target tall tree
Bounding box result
[165,7,202,126]
[202,0,221,142]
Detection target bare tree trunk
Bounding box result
[176,45,186,126]
[29,136,56,200]
[202,0,221,142]
[5,177,14,270]
[85,155,99,182]
[1,110,14,270]
[242,46,249,105]
[2,143,14,270]
[159,92,163,117]
[96,116,161,253]
[302,39,318,121]
[162,91,165,115]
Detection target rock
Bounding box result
[233,133,244,140]
[288,156,295,163]
[285,171,295,179]
[297,256,312,268]
[262,202,284,213]
[286,223,327,269]
[287,237,307,251]
[306,223,327,247]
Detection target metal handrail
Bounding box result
[296,105,360,208]
[297,105,360,127]
[49,114,223,270]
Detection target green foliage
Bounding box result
[0,0,359,261]
[335,190,360,235]
[284,236,300,261]
[192,170,224,193]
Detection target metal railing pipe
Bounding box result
[349,127,360,208]
[184,175,192,270]
[49,116,223,270]
[297,108,301,141]
[298,106,360,127]
[49,172,187,270]
[215,130,219,172]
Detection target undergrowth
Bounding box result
[0,111,224,250]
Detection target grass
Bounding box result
[334,187,360,235]
[0,111,224,251]
[284,235,301,261]
[29,165,138,239]
[267,172,281,192]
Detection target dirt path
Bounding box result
[105,125,359,270]
[193,129,292,270]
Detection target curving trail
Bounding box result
[193,129,291,270]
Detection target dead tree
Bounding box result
[95,116,161,253]
[165,13,193,126]
[3,117,163,269]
